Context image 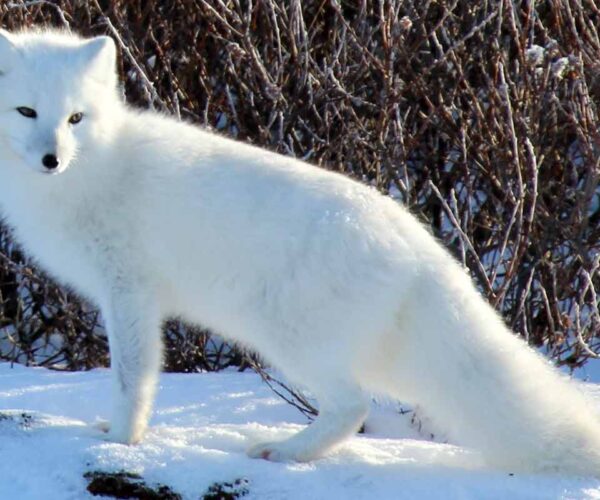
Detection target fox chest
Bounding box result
[9,206,129,303]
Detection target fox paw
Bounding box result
[89,419,143,444]
[247,441,292,462]
[247,441,316,462]
[92,419,111,434]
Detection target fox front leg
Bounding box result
[101,290,163,444]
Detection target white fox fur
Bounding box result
[0,28,599,475]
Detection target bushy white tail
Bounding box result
[390,264,600,475]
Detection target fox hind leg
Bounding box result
[247,378,368,462]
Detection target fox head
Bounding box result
[0,30,118,175]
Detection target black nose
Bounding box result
[42,154,59,170]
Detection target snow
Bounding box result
[2,362,600,499]
[551,57,571,79]
[572,359,600,384]
[525,45,545,66]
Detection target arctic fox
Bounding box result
[0,28,599,475]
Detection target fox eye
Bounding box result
[68,112,83,125]
[16,107,37,118]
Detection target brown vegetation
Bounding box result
[0,0,598,371]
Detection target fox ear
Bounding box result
[0,30,19,75]
[80,35,117,85]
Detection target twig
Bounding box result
[429,180,494,297]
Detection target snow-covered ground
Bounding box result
[2,362,600,499]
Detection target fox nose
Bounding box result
[42,154,59,170]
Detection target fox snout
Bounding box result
[26,129,76,174]
[41,153,60,171]
[22,143,73,175]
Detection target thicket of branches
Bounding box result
[0,0,598,373]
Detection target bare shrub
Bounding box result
[0,0,598,372]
